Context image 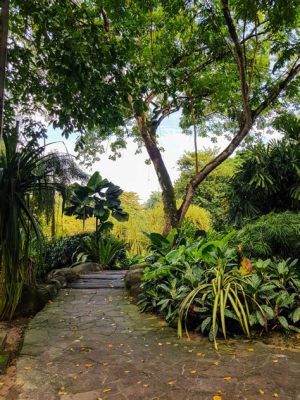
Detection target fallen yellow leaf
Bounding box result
[190,370,197,374]
[247,348,255,352]
[213,361,220,366]
[272,394,279,398]
[58,386,67,395]
[85,363,93,369]
[108,344,113,348]
[143,384,149,388]
[259,389,265,395]
[223,376,232,381]
[167,380,175,385]
[213,396,222,400]
[272,359,278,363]
[23,365,32,371]
[188,349,193,353]
[102,388,111,393]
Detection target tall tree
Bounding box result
[8,0,300,233]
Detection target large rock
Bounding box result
[125,263,147,299]
[71,262,103,274]
[47,267,79,283]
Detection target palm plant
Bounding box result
[0,131,80,319]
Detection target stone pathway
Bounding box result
[14,288,300,400]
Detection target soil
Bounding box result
[0,318,29,400]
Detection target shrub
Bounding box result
[237,212,300,259]
[79,234,126,269]
[43,232,95,273]
[138,233,300,348]
[228,135,300,225]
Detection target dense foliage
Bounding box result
[65,171,128,231]
[43,232,95,273]
[139,234,300,348]
[229,119,300,224]
[237,212,300,260]
[8,0,300,231]
[0,132,69,318]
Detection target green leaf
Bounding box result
[278,316,289,330]
[201,316,212,333]
[292,308,300,324]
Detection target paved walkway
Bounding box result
[15,288,300,400]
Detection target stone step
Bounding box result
[68,280,124,289]
[79,274,125,280]
[68,270,127,289]
[0,352,10,374]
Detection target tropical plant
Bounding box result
[177,241,251,349]
[229,127,300,225]
[0,131,68,318]
[244,258,300,332]
[64,171,128,232]
[79,235,126,269]
[237,212,300,259]
[43,232,95,273]
[139,232,300,348]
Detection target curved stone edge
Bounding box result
[15,263,103,318]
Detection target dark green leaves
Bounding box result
[64,171,128,229]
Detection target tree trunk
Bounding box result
[136,112,179,234]
[0,0,9,155]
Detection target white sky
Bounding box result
[46,112,230,202]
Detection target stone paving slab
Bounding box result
[14,289,300,400]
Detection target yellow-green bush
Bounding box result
[42,193,211,256]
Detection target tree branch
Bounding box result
[221,0,251,121]
[253,62,300,117]
[100,7,110,33]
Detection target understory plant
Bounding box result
[138,233,300,349]
[237,212,300,259]
[0,132,67,318]
[43,232,95,273]
[77,234,126,269]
